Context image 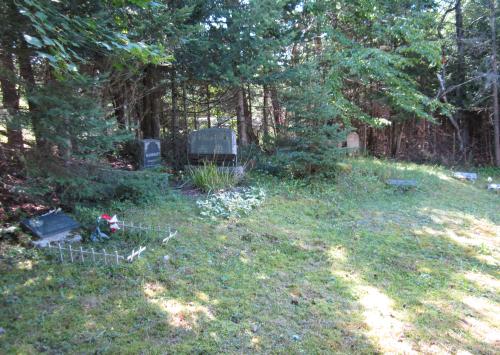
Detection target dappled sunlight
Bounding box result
[143,282,215,330]
[21,277,39,287]
[355,281,416,354]
[149,298,214,330]
[16,260,34,270]
[327,245,347,262]
[332,270,417,353]
[423,208,498,236]
[143,282,166,298]
[384,161,455,182]
[250,335,262,351]
[462,295,500,329]
[328,248,417,353]
[459,295,500,347]
[195,291,210,302]
[239,251,250,264]
[464,271,500,293]
[425,170,456,183]
[416,208,499,265]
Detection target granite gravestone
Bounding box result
[22,211,81,247]
[346,132,360,152]
[22,212,79,239]
[188,128,237,165]
[139,139,161,169]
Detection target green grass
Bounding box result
[1,158,499,353]
[187,163,238,192]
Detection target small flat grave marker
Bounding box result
[386,179,417,189]
[22,211,79,239]
[22,211,81,247]
[453,172,477,182]
[488,183,500,191]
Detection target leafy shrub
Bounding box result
[25,157,168,207]
[197,187,266,219]
[188,163,238,192]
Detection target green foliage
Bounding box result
[268,65,349,178]
[187,163,238,192]
[28,75,129,159]
[25,157,169,207]
[196,187,266,219]
[18,0,169,72]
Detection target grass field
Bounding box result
[1,159,499,354]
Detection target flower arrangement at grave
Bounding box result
[90,214,120,242]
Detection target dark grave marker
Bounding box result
[139,139,161,169]
[22,211,80,246]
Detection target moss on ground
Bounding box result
[1,159,499,353]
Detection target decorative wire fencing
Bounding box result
[46,242,146,265]
[115,220,178,244]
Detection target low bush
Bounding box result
[187,163,238,192]
[197,187,266,219]
[24,157,168,208]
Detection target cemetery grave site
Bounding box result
[1,160,499,353]
[1,1,500,354]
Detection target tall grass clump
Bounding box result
[188,163,238,192]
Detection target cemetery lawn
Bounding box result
[1,159,499,354]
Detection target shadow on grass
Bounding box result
[1,161,498,353]
[317,163,500,353]
[0,218,379,353]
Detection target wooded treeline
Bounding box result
[1,0,499,171]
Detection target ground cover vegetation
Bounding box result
[1,159,499,353]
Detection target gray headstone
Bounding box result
[453,172,477,181]
[139,139,161,169]
[189,128,237,156]
[188,128,237,164]
[22,211,80,239]
[488,183,500,191]
[346,132,360,150]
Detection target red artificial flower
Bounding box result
[101,214,112,220]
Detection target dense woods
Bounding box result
[1,0,499,174]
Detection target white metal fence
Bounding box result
[46,242,146,265]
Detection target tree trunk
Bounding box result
[491,0,500,166]
[112,89,126,129]
[243,87,257,144]
[0,44,23,150]
[270,86,283,135]
[194,88,199,130]
[171,68,180,164]
[455,0,467,153]
[182,82,188,133]
[262,84,270,144]
[206,83,211,128]
[237,87,248,146]
[17,39,47,151]
[390,122,398,157]
[140,65,161,139]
